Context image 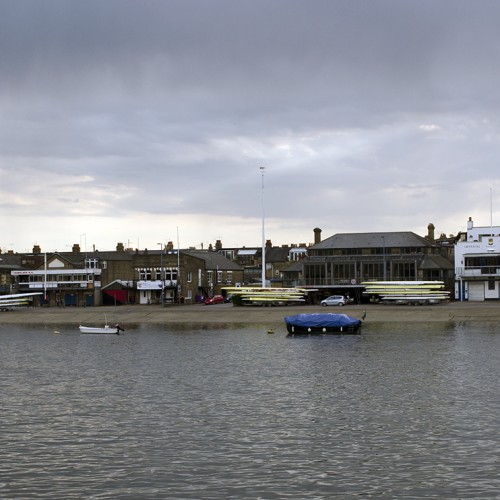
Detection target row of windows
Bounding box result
[312,247,426,257]
[137,268,178,280]
[17,269,234,285]
[19,274,94,283]
[304,261,417,281]
[465,256,500,267]
[136,269,233,284]
[207,270,232,283]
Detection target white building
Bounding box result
[455,217,500,301]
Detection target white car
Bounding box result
[321,295,346,306]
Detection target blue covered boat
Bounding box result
[285,313,362,335]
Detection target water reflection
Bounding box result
[1,322,500,498]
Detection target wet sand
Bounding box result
[1,301,500,327]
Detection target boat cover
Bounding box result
[284,313,361,328]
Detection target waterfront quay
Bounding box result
[1,301,500,326]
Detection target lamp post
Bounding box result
[158,242,164,307]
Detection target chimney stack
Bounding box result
[313,227,322,245]
[427,223,435,242]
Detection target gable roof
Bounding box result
[33,252,81,270]
[312,231,434,249]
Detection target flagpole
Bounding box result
[260,166,266,288]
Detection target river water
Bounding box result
[1,320,500,499]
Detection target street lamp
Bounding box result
[158,243,164,307]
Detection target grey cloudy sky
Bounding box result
[2,0,500,253]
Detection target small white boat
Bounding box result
[79,315,124,334]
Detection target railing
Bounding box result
[455,267,500,277]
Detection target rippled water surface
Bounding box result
[1,320,500,499]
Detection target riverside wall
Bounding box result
[1,301,500,327]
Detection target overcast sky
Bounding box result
[2,0,500,253]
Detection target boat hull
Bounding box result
[285,313,362,335]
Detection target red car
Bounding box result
[204,294,225,305]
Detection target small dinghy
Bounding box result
[79,315,124,334]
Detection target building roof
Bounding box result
[313,231,434,249]
[419,254,454,270]
[102,279,134,290]
[265,246,291,263]
[281,261,304,272]
[182,251,243,270]
[0,253,22,269]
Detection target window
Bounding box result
[363,263,384,281]
[165,268,178,281]
[85,258,99,269]
[221,250,234,260]
[488,279,495,290]
[187,271,192,283]
[217,270,223,283]
[289,249,307,261]
[226,271,232,283]
[139,268,152,280]
[393,262,415,280]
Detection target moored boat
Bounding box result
[285,313,362,335]
[79,324,124,334]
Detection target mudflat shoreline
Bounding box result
[1,301,500,326]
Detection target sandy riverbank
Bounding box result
[1,301,500,326]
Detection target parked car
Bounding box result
[321,295,346,306]
[204,294,225,305]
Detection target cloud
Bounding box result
[2,0,500,253]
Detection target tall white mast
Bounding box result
[490,187,493,232]
[260,166,266,288]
